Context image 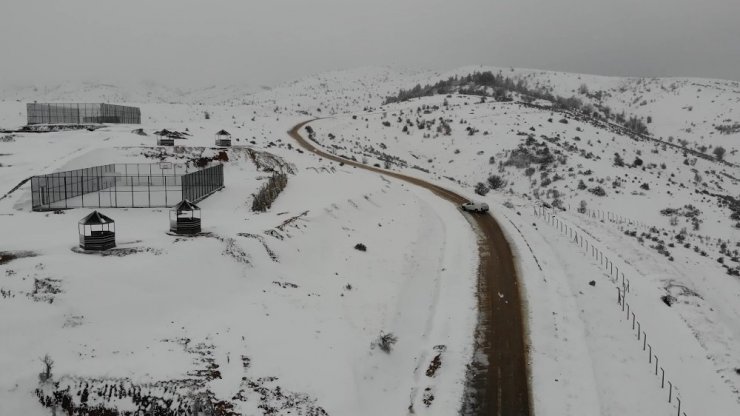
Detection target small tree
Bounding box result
[578,200,587,213]
[39,354,53,383]
[713,146,726,160]
[613,153,625,167]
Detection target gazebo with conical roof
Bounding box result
[156,129,175,146]
[215,129,231,147]
[78,211,116,250]
[169,199,201,234]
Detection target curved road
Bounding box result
[288,121,532,416]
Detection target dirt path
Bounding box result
[288,120,532,415]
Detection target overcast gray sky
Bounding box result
[2,0,740,88]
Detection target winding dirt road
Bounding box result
[288,120,532,416]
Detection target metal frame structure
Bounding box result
[31,163,224,211]
[27,103,141,125]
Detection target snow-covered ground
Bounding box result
[1,65,739,415]
[301,71,739,415]
[0,103,477,415]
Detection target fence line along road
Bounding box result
[534,205,689,416]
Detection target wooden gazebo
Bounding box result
[156,129,175,146]
[78,211,116,250]
[169,200,201,234]
[215,129,231,147]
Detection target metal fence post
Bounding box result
[676,397,681,416]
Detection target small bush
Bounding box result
[354,243,367,252]
[713,146,726,160]
[613,153,625,167]
[487,175,505,190]
[578,200,587,213]
[475,182,489,196]
[589,186,606,196]
[373,332,398,353]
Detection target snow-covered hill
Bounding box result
[1,66,739,416]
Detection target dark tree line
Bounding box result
[383,71,649,135]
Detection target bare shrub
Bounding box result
[39,355,53,383]
[487,175,505,190]
[373,332,398,353]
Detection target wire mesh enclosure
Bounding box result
[26,103,141,125]
[30,163,224,211]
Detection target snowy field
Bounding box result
[2,66,740,415]
[299,70,739,415]
[0,103,478,415]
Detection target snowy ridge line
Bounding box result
[534,206,691,416]
[519,100,739,170]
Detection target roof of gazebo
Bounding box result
[172,199,200,213]
[79,210,114,225]
[215,129,231,137]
